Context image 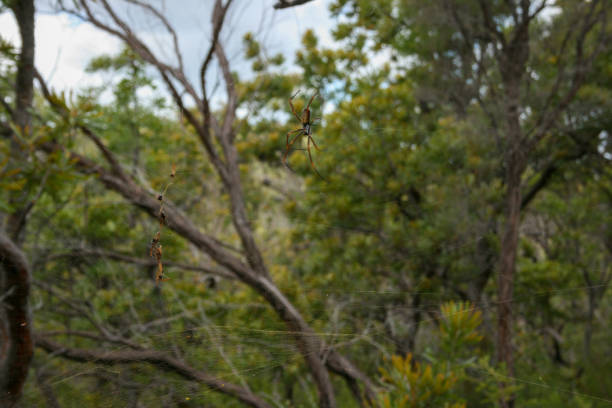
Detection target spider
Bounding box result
[282,91,323,178]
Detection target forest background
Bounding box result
[0,0,611,407]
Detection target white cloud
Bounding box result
[38,14,121,91]
[0,12,18,43]
[0,11,120,92]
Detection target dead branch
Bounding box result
[34,334,273,408]
[273,0,316,9]
[124,0,185,73]
[200,0,233,122]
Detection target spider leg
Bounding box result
[285,128,303,151]
[305,91,319,110]
[309,134,323,151]
[288,92,303,123]
[287,130,305,152]
[283,130,305,168]
[307,134,325,179]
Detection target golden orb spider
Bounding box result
[282,91,323,178]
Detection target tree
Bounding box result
[0,0,610,406]
[0,0,35,405]
[324,1,610,405]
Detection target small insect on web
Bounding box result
[150,163,176,285]
[282,90,324,179]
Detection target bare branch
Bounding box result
[215,42,238,143]
[212,38,271,279]
[124,0,185,73]
[77,0,228,180]
[273,0,316,10]
[200,0,232,117]
[34,334,273,408]
[527,22,575,134]
[71,0,203,115]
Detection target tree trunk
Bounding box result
[0,1,35,406]
[0,233,33,407]
[497,76,526,408]
[6,0,35,244]
[496,157,522,408]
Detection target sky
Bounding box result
[0,0,336,95]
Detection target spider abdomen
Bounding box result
[302,108,311,126]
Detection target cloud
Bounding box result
[37,14,121,91]
[0,11,120,91]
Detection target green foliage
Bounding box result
[378,302,492,408]
[243,32,286,73]
[0,34,17,60]
[1,2,610,407]
[379,353,464,408]
[438,302,483,356]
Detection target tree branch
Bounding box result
[38,141,251,280]
[6,0,35,245]
[477,0,507,49]
[77,0,229,182]
[200,0,232,121]
[124,0,185,73]
[528,0,609,150]
[0,231,33,406]
[34,334,273,408]
[273,0,316,9]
